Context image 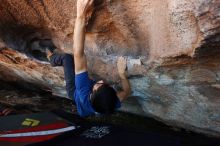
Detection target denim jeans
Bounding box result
[49,53,75,100]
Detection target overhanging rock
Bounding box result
[0,0,220,137]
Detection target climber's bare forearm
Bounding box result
[73,16,88,74]
[116,57,131,101]
[117,73,131,102]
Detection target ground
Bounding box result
[0,81,220,146]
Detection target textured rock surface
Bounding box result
[0,0,220,137]
[0,81,73,113]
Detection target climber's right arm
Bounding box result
[73,17,87,74]
[73,0,94,74]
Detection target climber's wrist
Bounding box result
[75,17,86,27]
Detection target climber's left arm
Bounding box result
[116,57,131,102]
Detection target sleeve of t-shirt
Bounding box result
[75,72,94,89]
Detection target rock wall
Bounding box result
[0,0,220,137]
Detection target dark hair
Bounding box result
[91,84,118,114]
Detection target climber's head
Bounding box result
[90,80,118,114]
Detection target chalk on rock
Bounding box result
[126,58,142,71]
[129,58,142,66]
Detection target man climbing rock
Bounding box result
[46,0,131,117]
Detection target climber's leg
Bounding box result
[49,53,75,100]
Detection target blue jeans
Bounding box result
[49,53,75,100]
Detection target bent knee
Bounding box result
[64,54,73,60]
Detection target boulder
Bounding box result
[0,0,220,137]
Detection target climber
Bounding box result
[46,0,131,117]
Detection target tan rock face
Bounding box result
[0,0,219,59]
[0,0,220,137]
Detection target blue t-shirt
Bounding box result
[74,72,121,117]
